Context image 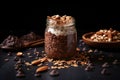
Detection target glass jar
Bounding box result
[45,15,77,60]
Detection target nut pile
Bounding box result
[47,15,75,27]
[90,28,120,42]
[10,47,93,78]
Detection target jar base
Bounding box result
[46,52,76,60]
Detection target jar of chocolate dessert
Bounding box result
[45,15,77,60]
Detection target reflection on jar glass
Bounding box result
[45,15,77,60]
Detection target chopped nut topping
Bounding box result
[47,15,75,27]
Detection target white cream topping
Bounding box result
[48,26,76,36]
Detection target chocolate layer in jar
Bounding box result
[45,15,77,60]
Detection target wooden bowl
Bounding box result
[82,32,120,49]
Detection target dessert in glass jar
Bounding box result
[45,15,77,60]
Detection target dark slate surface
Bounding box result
[0,36,120,80]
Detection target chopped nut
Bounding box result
[81,61,87,66]
[4,58,9,62]
[40,57,48,62]
[25,62,31,66]
[71,63,78,67]
[31,59,41,65]
[27,53,31,56]
[88,49,93,53]
[51,66,58,69]
[37,63,43,67]
[31,57,48,65]
[47,58,53,62]
[76,47,80,52]
[36,66,48,73]
[16,52,23,57]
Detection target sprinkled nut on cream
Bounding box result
[46,15,76,36]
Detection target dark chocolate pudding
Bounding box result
[45,15,77,60]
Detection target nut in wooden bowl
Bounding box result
[82,28,120,50]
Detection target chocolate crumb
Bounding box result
[112,59,119,65]
[16,59,23,64]
[14,56,19,61]
[16,73,25,78]
[102,62,110,68]
[7,52,12,56]
[34,73,41,77]
[94,49,98,53]
[101,68,111,75]
[28,56,33,58]
[49,69,59,76]
[85,65,94,71]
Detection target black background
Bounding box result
[1,7,120,41]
